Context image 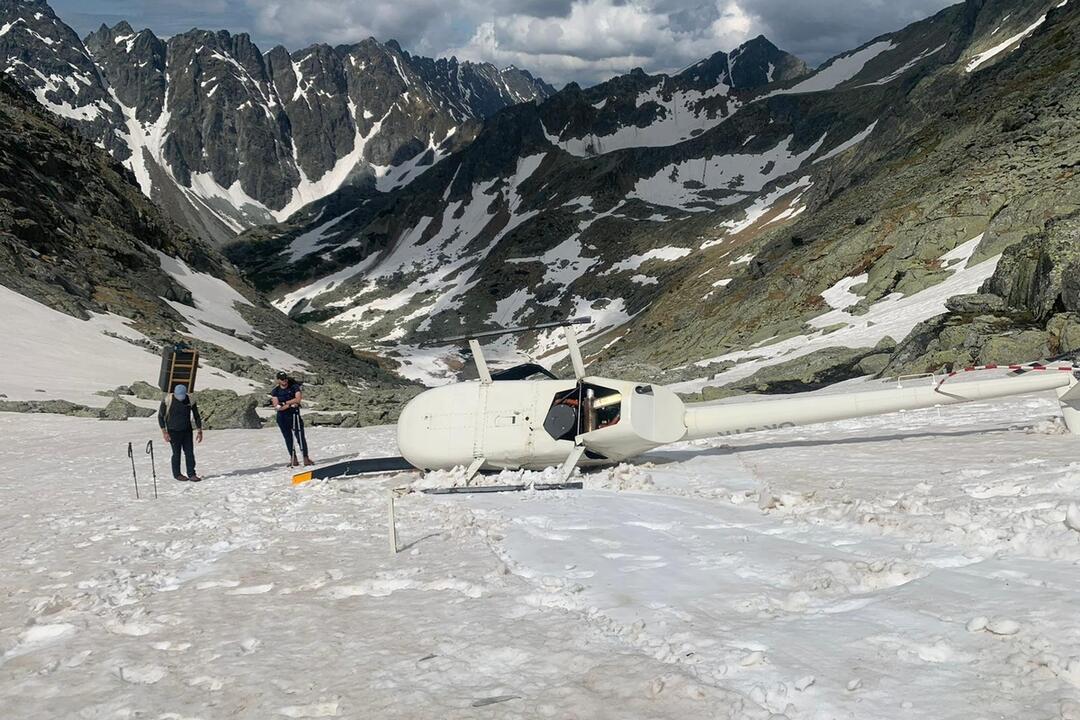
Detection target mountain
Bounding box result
[224,0,1080,388]
[0,71,417,422]
[0,1,553,244]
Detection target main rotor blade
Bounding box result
[424,317,591,346]
[293,456,415,484]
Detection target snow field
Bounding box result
[4,386,1080,718]
[0,284,260,405]
[0,416,766,719]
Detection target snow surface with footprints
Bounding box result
[3,386,1080,718]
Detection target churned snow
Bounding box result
[4,381,1080,717]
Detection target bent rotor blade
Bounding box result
[293,456,415,485]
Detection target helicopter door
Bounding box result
[479,382,535,468]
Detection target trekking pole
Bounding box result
[127,442,140,499]
[145,440,159,499]
[293,410,304,458]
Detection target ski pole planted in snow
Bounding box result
[145,440,158,499]
[127,442,140,499]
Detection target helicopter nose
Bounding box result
[396,384,480,471]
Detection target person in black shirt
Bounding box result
[270,371,313,467]
[157,384,204,482]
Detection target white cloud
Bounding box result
[62,0,956,88]
[451,0,754,84]
[243,0,756,85]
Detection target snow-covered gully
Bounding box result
[3,388,1080,718]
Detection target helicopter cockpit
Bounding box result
[544,382,623,441]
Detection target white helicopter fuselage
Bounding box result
[396,370,1080,473]
[397,377,686,471]
[294,320,1080,486]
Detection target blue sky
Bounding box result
[49,0,956,86]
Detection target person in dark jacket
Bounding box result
[270,371,313,467]
[157,384,204,482]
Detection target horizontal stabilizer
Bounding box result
[292,456,415,485]
[420,482,583,495]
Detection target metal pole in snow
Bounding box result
[145,440,158,499]
[388,490,398,554]
[127,442,140,499]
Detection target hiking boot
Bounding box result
[189,475,202,483]
[303,456,315,466]
[175,475,189,482]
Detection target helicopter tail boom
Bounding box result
[682,370,1079,441]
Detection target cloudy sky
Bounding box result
[51,0,956,85]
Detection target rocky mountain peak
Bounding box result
[2,1,554,243]
[675,36,808,91]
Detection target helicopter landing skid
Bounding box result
[420,482,583,495]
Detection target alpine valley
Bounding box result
[2,0,1080,400]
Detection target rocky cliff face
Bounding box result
[225,0,1077,386]
[1,1,553,243]
[0,72,412,408]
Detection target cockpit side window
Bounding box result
[543,383,622,441]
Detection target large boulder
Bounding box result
[299,383,422,427]
[884,214,1080,375]
[681,338,897,399]
[194,390,262,429]
[0,399,102,418]
[101,396,156,421]
[129,381,164,400]
[983,212,1080,321]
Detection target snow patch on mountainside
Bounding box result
[772,40,896,95]
[820,273,869,310]
[966,3,1067,72]
[282,210,356,263]
[324,154,546,342]
[629,135,826,212]
[606,246,692,274]
[672,236,1000,392]
[276,105,390,220]
[0,284,258,405]
[866,44,947,85]
[157,253,306,370]
[701,176,814,250]
[542,82,739,158]
[814,122,878,163]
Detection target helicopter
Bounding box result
[292,317,1080,486]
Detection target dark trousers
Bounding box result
[276,410,308,457]
[169,429,196,478]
